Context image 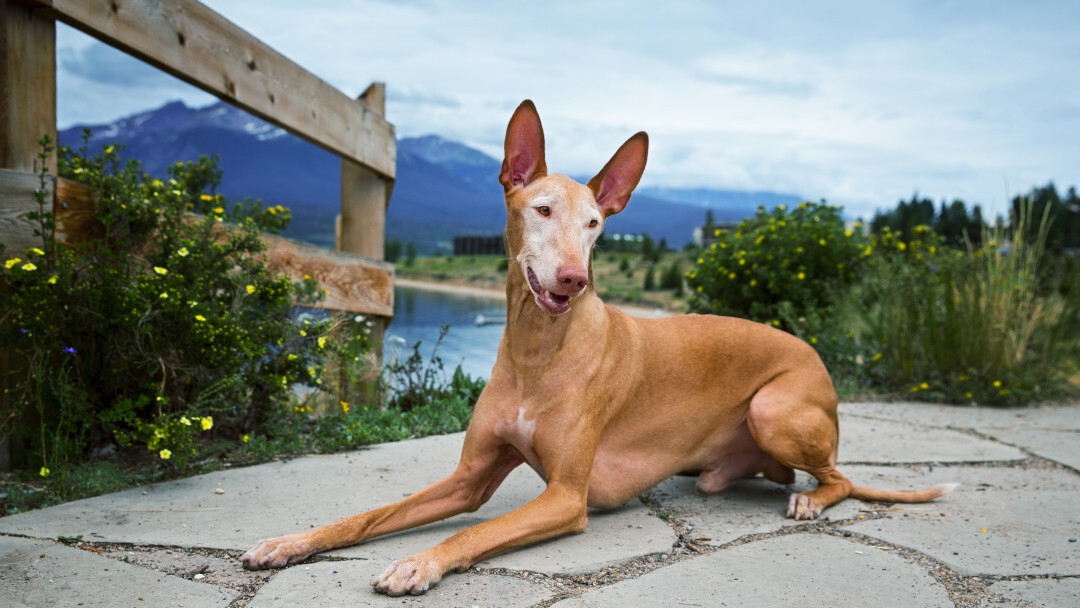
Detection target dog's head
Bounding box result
[499,100,648,316]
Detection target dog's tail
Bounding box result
[850,482,959,503]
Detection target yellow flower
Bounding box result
[180,416,191,426]
[770,319,780,327]
[749,279,758,287]
[818,239,826,246]
[267,206,277,215]
[965,392,973,399]
[287,353,298,360]
[844,230,853,238]
[317,336,327,349]
[177,247,189,257]
[992,380,1002,387]
[160,292,169,299]
[200,194,213,202]
[154,266,168,275]
[5,257,21,269]
[200,416,213,431]
[48,275,58,284]
[727,272,736,280]
[159,449,172,460]
[340,401,350,414]
[958,374,969,382]
[213,206,224,214]
[21,262,37,271]
[809,336,818,344]
[242,434,249,443]
[777,205,787,211]
[39,466,50,478]
[195,315,206,322]
[871,352,883,362]
[697,258,704,265]
[246,285,255,294]
[897,242,907,251]
[797,272,805,280]
[299,329,307,337]
[29,247,45,255]
[920,382,929,390]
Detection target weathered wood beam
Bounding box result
[25,0,396,179]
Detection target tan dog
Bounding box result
[240,100,955,596]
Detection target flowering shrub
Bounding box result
[0,135,371,477]
[859,205,1076,405]
[686,201,870,327]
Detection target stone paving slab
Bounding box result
[0,535,236,608]
[842,402,1080,432]
[0,432,675,576]
[843,466,1080,576]
[973,427,1080,471]
[552,533,952,607]
[249,560,554,608]
[647,472,865,546]
[839,415,1025,463]
[980,578,1080,607]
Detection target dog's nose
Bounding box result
[556,265,589,293]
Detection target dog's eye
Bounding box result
[536,206,550,217]
[588,219,598,228]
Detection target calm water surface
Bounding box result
[386,286,505,380]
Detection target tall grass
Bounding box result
[863,199,1075,403]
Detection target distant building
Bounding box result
[453,235,505,256]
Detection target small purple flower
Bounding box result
[63,347,77,355]
[19,328,28,335]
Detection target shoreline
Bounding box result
[395,278,672,318]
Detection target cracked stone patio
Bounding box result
[1,401,1077,607]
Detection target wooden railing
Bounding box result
[1,0,398,467]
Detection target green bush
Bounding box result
[0,136,370,482]
[686,201,870,326]
[860,204,1078,404]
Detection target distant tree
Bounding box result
[643,265,657,291]
[618,257,631,273]
[405,242,418,266]
[1012,182,1080,252]
[641,234,655,261]
[385,239,403,263]
[661,261,682,292]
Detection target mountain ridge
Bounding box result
[58,100,803,253]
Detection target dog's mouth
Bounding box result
[526,267,572,316]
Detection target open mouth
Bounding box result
[526,267,572,315]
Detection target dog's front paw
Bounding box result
[239,533,316,570]
[371,555,444,596]
[786,492,823,520]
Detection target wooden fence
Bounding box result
[1,0,397,465]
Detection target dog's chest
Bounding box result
[494,406,544,477]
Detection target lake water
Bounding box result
[385,286,505,380]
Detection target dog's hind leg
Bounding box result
[746,371,852,520]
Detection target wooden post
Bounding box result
[0,0,56,470]
[339,83,395,405]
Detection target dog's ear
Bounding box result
[499,100,548,193]
[588,132,648,217]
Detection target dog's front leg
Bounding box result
[372,481,588,596]
[240,440,521,570]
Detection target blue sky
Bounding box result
[56,1,1079,219]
